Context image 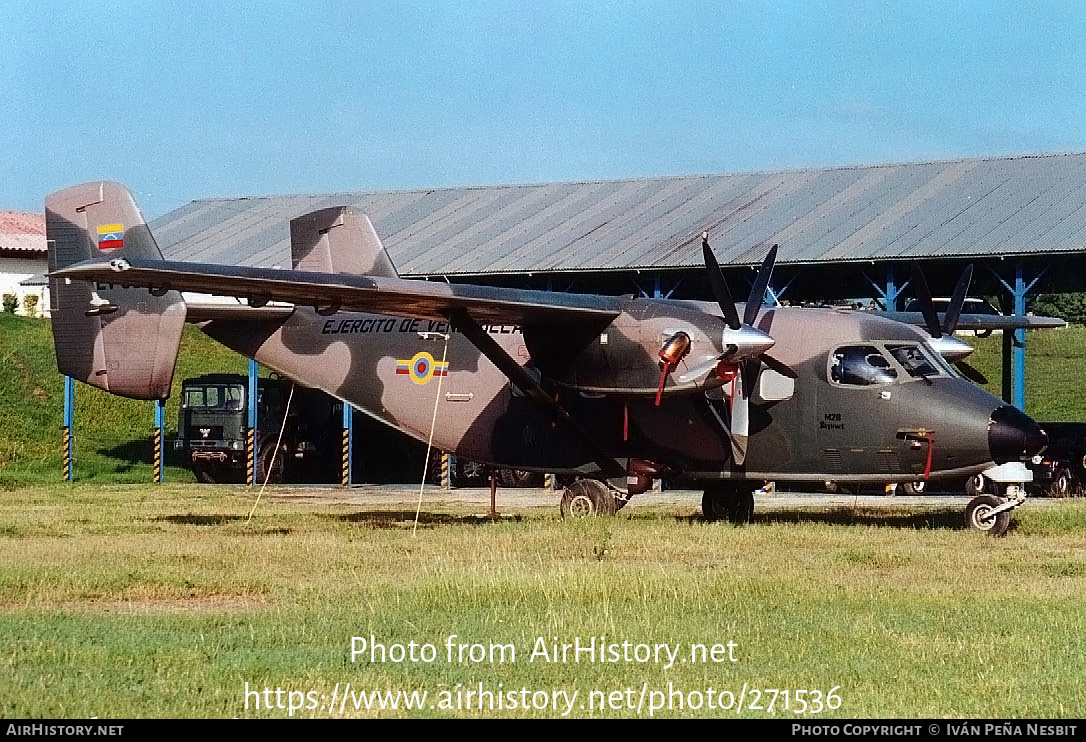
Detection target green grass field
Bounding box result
[1,485,1086,718]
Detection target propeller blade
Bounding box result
[743,244,778,327]
[730,373,749,467]
[910,265,943,339]
[702,235,742,330]
[943,264,974,335]
[955,360,989,385]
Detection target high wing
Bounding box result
[877,311,1066,331]
[51,257,622,326]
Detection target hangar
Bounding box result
[150,151,1086,411]
[49,151,1086,485]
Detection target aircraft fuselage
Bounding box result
[198,300,1034,487]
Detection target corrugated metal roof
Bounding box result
[150,153,1086,276]
[0,211,46,253]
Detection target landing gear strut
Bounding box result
[702,484,755,524]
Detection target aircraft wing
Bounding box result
[877,311,1066,331]
[50,258,623,326]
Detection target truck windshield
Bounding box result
[182,384,245,411]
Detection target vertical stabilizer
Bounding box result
[290,207,399,277]
[46,181,186,400]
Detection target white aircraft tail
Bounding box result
[45,181,186,400]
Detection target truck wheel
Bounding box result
[499,468,539,488]
[1047,469,1073,498]
[193,461,218,484]
[456,458,488,485]
[256,442,285,485]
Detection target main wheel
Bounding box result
[560,479,616,517]
[702,485,755,524]
[901,479,927,495]
[964,494,1011,537]
[965,474,988,497]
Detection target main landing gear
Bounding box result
[559,479,628,517]
[701,483,755,525]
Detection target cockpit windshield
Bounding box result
[887,344,942,379]
[181,384,245,411]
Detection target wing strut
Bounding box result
[450,310,626,478]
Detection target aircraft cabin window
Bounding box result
[829,346,898,386]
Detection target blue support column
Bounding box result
[884,266,900,311]
[993,260,1044,411]
[247,359,258,486]
[863,266,902,310]
[153,398,165,484]
[1012,263,1027,411]
[62,376,74,482]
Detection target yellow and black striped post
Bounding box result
[153,399,165,484]
[441,453,453,490]
[152,429,163,484]
[341,427,350,487]
[545,473,556,491]
[246,428,255,486]
[62,426,72,481]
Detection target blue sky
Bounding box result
[4,1,1086,217]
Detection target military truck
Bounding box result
[175,374,341,484]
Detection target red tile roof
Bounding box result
[0,211,46,253]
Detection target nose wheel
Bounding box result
[964,493,1014,537]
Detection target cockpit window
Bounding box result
[887,344,941,379]
[829,346,898,386]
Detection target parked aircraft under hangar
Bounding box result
[46,181,1065,535]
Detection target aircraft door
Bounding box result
[819,345,925,480]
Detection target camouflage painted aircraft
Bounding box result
[46,182,1058,536]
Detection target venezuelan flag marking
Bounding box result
[96,223,124,250]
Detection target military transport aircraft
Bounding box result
[46,182,1057,536]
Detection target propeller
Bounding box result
[699,237,793,466]
[910,264,988,384]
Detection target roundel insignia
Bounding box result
[396,351,449,385]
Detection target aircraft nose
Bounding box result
[988,405,1048,463]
